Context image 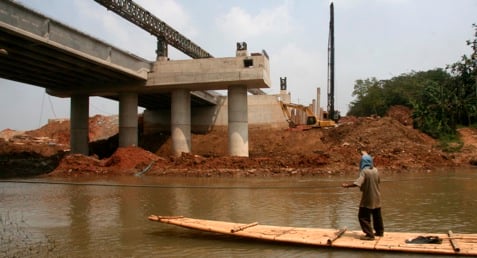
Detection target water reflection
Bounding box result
[0,168,476,257]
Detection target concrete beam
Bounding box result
[70,95,89,155]
[119,92,138,147]
[190,90,221,106]
[147,54,271,91]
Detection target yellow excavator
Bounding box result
[279,100,336,129]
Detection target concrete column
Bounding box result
[316,87,321,119]
[171,89,191,156]
[70,95,89,155]
[228,85,248,157]
[119,92,138,147]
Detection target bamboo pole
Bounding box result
[327,227,347,245]
[448,230,461,252]
[441,236,477,240]
[148,215,184,221]
[231,222,259,233]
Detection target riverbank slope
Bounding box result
[1,111,476,177]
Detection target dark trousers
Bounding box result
[358,207,384,237]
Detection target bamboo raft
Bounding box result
[148,215,477,256]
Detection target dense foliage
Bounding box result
[347,24,477,138]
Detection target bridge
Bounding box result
[0,0,271,157]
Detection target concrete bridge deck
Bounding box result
[0,0,219,109]
[0,0,271,157]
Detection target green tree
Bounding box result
[446,24,477,126]
[347,69,450,119]
[412,77,454,137]
[347,23,476,139]
[348,78,386,116]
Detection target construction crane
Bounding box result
[327,1,336,120]
[94,0,265,95]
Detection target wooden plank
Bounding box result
[148,215,477,256]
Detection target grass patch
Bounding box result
[438,134,463,153]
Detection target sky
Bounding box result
[1,0,476,130]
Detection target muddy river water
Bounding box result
[1,168,477,257]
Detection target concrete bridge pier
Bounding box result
[70,95,89,155]
[228,85,249,157]
[119,92,138,147]
[171,89,191,156]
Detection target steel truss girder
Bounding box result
[94,0,212,59]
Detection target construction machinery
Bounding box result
[279,100,336,129]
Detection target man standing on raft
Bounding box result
[342,151,384,240]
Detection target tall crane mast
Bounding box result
[94,0,265,95]
[327,2,335,120]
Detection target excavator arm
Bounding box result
[279,100,335,128]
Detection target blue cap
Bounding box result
[360,154,374,170]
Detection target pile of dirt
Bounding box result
[49,146,162,176]
[0,115,118,177]
[455,127,477,165]
[26,115,118,145]
[0,124,69,178]
[386,105,413,126]
[50,115,459,177]
[26,119,70,145]
[0,128,24,141]
[321,116,448,171]
[2,110,476,178]
[88,115,119,141]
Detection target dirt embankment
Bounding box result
[1,106,476,178]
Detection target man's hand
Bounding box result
[342,183,356,188]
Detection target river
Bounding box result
[1,168,476,257]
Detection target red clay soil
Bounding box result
[2,106,476,178]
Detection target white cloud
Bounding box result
[335,0,410,8]
[72,0,196,60]
[216,2,294,39]
[70,0,152,59]
[136,0,198,38]
[136,0,198,59]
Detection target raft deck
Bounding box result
[148,215,477,256]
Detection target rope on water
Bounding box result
[0,179,341,190]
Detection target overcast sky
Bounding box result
[1,0,476,130]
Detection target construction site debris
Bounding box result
[1,112,476,178]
